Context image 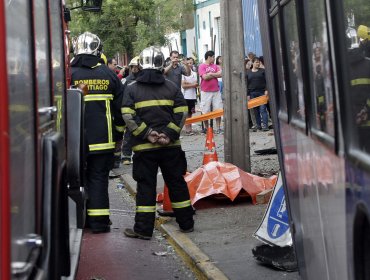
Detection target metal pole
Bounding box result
[220,0,250,171]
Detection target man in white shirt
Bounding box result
[181,57,198,135]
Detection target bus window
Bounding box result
[282,1,306,122]
[342,0,370,154]
[271,15,288,116]
[305,0,335,137]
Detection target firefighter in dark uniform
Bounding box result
[349,25,370,153]
[71,32,125,233]
[122,46,194,240]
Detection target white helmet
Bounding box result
[129,56,140,66]
[139,46,164,70]
[74,32,102,56]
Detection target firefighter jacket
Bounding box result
[71,54,125,154]
[349,48,370,126]
[121,69,188,152]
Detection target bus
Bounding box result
[257,0,370,279]
[0,0,101,279]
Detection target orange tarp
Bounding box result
[185,95,269,125]
[185,161,277,205]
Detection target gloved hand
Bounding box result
[147,130,160,143]
[157,133,170,145]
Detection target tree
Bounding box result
[66,0,194,58]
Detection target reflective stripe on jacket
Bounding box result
[71,60,125,154]
[121,75,188,152]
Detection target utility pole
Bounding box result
[220,0,250,171]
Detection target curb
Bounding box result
[120,173,229,280]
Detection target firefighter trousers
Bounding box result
[86,153,114,230]
[132,148,194,237]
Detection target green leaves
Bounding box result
[66,0,193,58]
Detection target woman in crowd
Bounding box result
[246,57,269,131]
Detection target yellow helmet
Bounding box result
[358,25,370,40]
[129,56,140,66]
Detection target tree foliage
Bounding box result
[66,0,194,58]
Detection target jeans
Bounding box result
[250,90,268,128]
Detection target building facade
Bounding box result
[161,0,263,63]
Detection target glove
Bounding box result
[157,133,170,145]
[147,130,160,143]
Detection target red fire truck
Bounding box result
[0,0,102,279]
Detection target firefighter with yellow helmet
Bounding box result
[71,31,125,233]
[121,46,194,239]
[348,25,370,152]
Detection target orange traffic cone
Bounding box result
[202,127,218,164]
[157,184,175,217]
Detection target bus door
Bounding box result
[36,0,71,278]
[5,0,69,278]
[5,0,41,278]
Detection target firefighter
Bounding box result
[71,32,125,233]
[122,46,194,240]
[121,56,141,165]
[348,25,370,152]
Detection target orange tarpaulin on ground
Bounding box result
[185,161,277,205]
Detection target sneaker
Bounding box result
[262,128,269,132]
[123,228,151,240]
[180,227,194,233]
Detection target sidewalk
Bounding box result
[118,124,299,280]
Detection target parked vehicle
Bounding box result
[258,0,370,279]
[0,1,101,279]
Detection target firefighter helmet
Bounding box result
[129,56,140,66]
[358,25,370,40]
[74,32,102,56]
[139,46,164,70]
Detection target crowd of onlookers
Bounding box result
[107,49,270,167]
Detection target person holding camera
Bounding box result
[163,50,191,88]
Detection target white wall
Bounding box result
[162,1,222,62]
[195,3,221,62]
[185,28,196,58]
[161,32,181,59]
